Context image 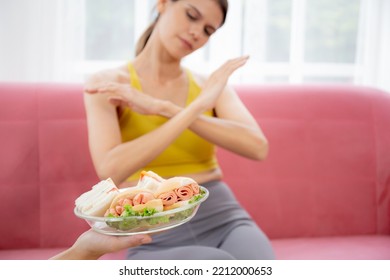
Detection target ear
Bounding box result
[157,0,169,13]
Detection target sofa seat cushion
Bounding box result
[271,235,390,260]
[0,248,127,260]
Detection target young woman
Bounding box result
[84,0,275,259]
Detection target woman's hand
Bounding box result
[74,229,152,257]
[196,56,249,111]
[85,83,164,116]
[50,229,152,260]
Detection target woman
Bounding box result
[84,0,275,259]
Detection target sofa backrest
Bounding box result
[218,84,390,239]
[0,83,389,249]
[0,83,93,249]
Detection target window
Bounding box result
[81,0,361,84]
[175,0,360,84]
[2,0,389,92]
[85,0,136,60]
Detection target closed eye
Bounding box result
[185,5,217,37]
[204,26,215,36]
[186,11,198,21]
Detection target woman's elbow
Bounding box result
[252,138,269,161]
[95,163,121,184]
[95,168,112,181]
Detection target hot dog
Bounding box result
[154,176,200,209]
[105,188,157,217]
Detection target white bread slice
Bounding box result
[75,178,120,217]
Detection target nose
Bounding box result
[189,24,201,41]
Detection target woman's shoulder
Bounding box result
[83,64,130,109]
[85,64,130,87]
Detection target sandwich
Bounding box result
[75,178,120,217]
[104,188,162,217]
[154,176,200,210]
[74,172,206,231]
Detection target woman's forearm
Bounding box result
[164,103,269,160]
[96,100,208,184]
[191,115,268,160]
[95,99,267,185]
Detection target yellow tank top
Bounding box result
[119,63,219,181]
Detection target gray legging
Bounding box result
[127,180,275,260]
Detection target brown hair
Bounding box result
[135,0,229,56]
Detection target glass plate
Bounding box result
[74,186,209,235]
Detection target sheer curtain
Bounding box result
[0,0,389,92]
[355,0,390,92]
[0,0,84,82]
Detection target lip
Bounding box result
[178,37,193,50]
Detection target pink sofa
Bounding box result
[0,82,389,260]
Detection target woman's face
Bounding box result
[156,0,224,59]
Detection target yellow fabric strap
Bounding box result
[128,63,142,90]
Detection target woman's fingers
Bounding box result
[206,55,249,88]
[224,55,249,67]
[84,86,98,94]
[217,55,249,77]
[115,234,152,249]
[84,82,121,94]
[97,83,119,93]
[86,83,162,116]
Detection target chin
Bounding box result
[168,49,192,61]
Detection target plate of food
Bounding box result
[74,171,209,235]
